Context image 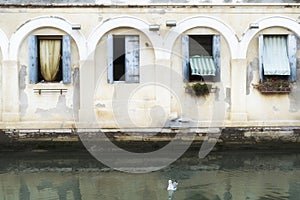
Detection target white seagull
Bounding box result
[167,180,178,200]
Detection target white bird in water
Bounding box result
[167,180,178,200]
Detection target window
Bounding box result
[182,34,220,82]
[29,35,71,84]
[259,34,297,82]
[107,34,140,83]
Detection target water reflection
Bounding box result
[0,150,300,199]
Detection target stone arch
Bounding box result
[80,16,161,122]
[87,15,162,60]
[164,15,239,60]
[240,16,300,59]
[10,16,87,60]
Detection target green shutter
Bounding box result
[29,35,38,84]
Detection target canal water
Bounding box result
[0,148,300,200]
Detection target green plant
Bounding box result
[185,82,212,96]
[252,78,291,94]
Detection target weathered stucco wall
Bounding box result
[0,5,299,129]
[246,27,300,121]
[0,0,299,5]
[18,28,79,122]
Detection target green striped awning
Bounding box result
[263,36,290,75]
[189,56,216,76]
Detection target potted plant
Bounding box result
[252,78,291,94]
[185,82,212,97]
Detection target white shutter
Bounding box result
[288,34,297,82]
[212,35,221,82]
[62,35,71,84]
[29,35,38,84]
[182,35,189,82]
[259,34,264,82]
[125,35,139,83]
[107,34,114,83]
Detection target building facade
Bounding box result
[0,1,300,131]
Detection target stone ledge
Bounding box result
[0,127,300,151]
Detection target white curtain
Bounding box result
[39,39,61,81]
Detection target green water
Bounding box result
[0,150,300,200]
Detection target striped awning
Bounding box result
[189,55,216,76]
[263,36,290,75]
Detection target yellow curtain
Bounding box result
[39,39,61,81]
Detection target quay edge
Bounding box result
[0,127,300,151]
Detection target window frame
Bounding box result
[107,34,140,84]
[259,34,297,83]
[37,36,63,83]
[28,34,71,84]
[182,34,221,83]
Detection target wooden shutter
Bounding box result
[62,35,71,84]
[107,34,114,83]
[28,35,38,84]
[213,35,221,82]
[125,35,140,83]
[288,34,297,82]
[259,34,264,82]
[182,35,189,82]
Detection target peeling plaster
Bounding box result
[35,95,72,120]
[288,39,300,113]
[19,65,28,118]
[225,87,231,112]
[73,67,80,120]
[247,58,258,95]
[214,87,220,101]
[95,103,105,108]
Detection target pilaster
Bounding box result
[230,59,248,121]
[2,60,20,122]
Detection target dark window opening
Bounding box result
[189,35,213,82]
[37,36,63,82]
[113,36,126,81]
[189,35,212,57]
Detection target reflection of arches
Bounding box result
[10,16,86,60]
[164,16,238,59]
[240,16,300,58]
[0,28,8,60]
[87,16,162,59]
